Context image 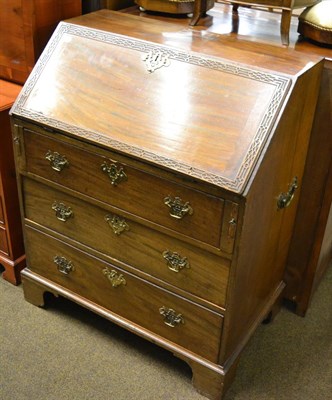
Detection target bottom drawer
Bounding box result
[24,226,223,362]
[0,226,9,255]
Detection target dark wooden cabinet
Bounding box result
[0,79,25,284]
[0,0,82,285]
[82,0,135,13]
[10,11,324,399]
[0,0,82,84]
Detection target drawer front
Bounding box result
[23,178,230,307]
[0,226,9,255]
[23,128,225,248]
[25,226,223,362]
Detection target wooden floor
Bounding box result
[123,2,332,58]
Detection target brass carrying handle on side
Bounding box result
[277,177,298,209]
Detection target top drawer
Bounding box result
[22,127,234,249]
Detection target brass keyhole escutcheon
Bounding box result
[45,150,69,172]
[228,218,237,239]
[159,306,184,327]
[101,161,127,186]
[103,267,126,288]
[142,50,171,73]
[53,255,74,275]
[52,201,73,222]
[13,136,21,156]
[164,196,193,219]
[162,250,190,273]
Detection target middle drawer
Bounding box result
[23,178,229,308]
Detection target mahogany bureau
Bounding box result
[10,11,324,399]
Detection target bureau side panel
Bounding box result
[220,62,323,363]
[284,64,332,315]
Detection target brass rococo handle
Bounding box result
[162,250,190,273]
[45,150,69,172]
[53,255,74,275]
[101,161,127,186]
[159,306,184,327]
[103,267,126,288]
[164,196,193,219]
[277,177,298,209]
[52,201,73,222]
[105,214,129,235]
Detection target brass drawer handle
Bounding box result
[105,214,129,235]
[159,306,184,327]
[162,250,190,273]
[54,255,74,275]
[52,201,73,222]
[45,150,69,172]
[101,161,127,186]
[164,196,193,219]
[277,177,298,209]
[103,267,126,288]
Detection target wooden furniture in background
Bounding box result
[216,0,320,45]
[191,0,215,25]
[0,79,25,285]
[135,0,197,15]
[298,1,332,46]
[0,0,82,84]
[82,0,135,13]
[11,11,323,399]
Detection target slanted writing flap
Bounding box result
[11,22,291,193]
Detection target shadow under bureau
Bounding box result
[10,11,323,399]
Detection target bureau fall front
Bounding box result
[10,11,323,399]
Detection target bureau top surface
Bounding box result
[11,12,319,193]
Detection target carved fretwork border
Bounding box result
[12,22,291,193]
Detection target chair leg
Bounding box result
[190,0,207,26]
[280,9,292,46]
